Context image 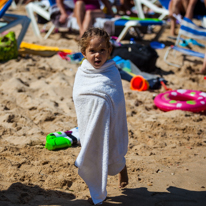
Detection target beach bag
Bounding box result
[111,43,158,73]
[0,31,18,62]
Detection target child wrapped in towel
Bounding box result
[73,28,128,205]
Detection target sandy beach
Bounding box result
[0,5,206,206]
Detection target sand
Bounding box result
[0,6,206,206]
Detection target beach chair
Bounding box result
[0,0,31,48]
[26,1,53,39]
[115,0,169,42]
[164,17,206,67]
[26,0,77,39]
[134,0,169,20]
[11,0,17,9]
[116,16,166,42]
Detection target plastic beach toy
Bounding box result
[19,42,72,57]
[45,127,80,150]
[154,89,206,112]
[58,51,84,63]
[150,41,165,49]
[0,31,18,62]
[130,75,149,91]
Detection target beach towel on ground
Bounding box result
[73,59,128,205]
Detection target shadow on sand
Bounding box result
[0,183,205,206]
[105,186,206,206]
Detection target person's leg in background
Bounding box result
[184,0,206,74]
[185,0,197,19]
[74,0,86,37]
[82,9,105,34]
[169,0,189,35]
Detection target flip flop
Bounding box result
[179,39,190,47]
[188,39,205,48]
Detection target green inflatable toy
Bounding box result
[45,127,79,150]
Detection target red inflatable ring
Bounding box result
[154,89,206,112]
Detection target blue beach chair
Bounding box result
[115,0,169,42]
[116,16,166,42]
[0,0,31,48]
[164,17,206,67]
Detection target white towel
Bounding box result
[73,59,128,205]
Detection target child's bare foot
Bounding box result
[119,165,128,188]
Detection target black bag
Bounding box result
[111,43,158,73]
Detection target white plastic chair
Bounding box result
[25,1,54,39]
[11,0,17,9]
[0,0,31,48]
[134,0,169,20]
[26,0,75,39]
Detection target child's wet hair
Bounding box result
[79,28,111,54]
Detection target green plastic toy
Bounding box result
[0,31,18,62]
[45,127,79,150]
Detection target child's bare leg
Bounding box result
[119,165,128,188]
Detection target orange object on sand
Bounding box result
[0,0,8,9]
[130,75,149,91]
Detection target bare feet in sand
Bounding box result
[119,165,128,188]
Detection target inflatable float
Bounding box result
[154,89,206,112]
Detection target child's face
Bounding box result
[82,36,112,69]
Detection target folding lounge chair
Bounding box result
[115,0,169,42]
[116,16,166,42]
[0,0,31,48]
[164,17,206,67]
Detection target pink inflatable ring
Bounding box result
[154,89,206,112]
